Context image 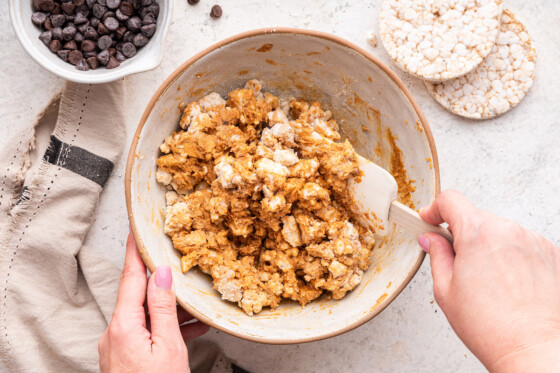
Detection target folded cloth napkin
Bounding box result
[0,81,243,373]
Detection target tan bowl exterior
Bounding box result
[125,28,440,344]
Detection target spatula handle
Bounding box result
[389,201,454,244]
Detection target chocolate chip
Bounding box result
[104,17,119,31]
[51,3,62,15]
[97,35,112,50]
[142,13,156,25]
[210,5,222,18]
[87,56,99,69]
[61,2,76,15]
[187,0,199,4]
[92,4,107,19]
[97,49,110,64]
[126,16,141,32]
[31,12,47,26]
[75,58,90,70]
[121,42,136,57]
[102,11,115,21]
[147,3,159,17]
[115,26,127,39]
[141,23,156,37]
[49,39,62,52]
[116,9,129,21]
[119,1,134,16]
[115,42,123,51]
[62,25,77,40]
[63,40,78,49]
[39,30,52,45]
[33,0,42,12]
[81,39,96,52]
[68,49,83,64]
[74,11,88,24]
[140,0,152,6]
[108,47,116,56]
[76,4,90,17]
[77,21,90,33]
[65,15,75,23]
[130,0,140,9]
[50,14,66,28]
[106,56,120,69]
[98,22,110,35]
[90,17,100,27]
[72,0,85,6]
[43,17,53,30]
[84,51,98,58]
[107,0,121,9]
[115,51,127,61]
[132,33,148,47]
[98,0,107,5]
[39,0,55,12]
[52,27,63,41]
[122,30,133,42]
[84,26,98,39]
[57,49,70,61]
[86,0,97,8]
[74,32,84,42]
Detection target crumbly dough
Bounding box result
[156,80,375,315]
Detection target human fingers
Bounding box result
[180,321,210,342]
[420,233,455,308]
[177,306,195,325]
[115,232,148,314]
[146,265,183,344]
[419,190,476,231]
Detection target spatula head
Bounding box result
[348,155,398,236]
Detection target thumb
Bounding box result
[420,233,455,307]
[147,265,182,344]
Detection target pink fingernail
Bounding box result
[155,266,172,290]
[418,235,430,253]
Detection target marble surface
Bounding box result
[1,0,559,371]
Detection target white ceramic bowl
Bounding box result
[9,0,172,84]
[126,28,440,344]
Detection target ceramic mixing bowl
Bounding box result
[125,28,440,344]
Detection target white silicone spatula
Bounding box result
[349,155,453,243]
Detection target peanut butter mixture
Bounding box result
[156,80,375,315]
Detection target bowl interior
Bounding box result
[9,0,171,83]
[128,30,438,343]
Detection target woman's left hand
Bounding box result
[98,232,209,372]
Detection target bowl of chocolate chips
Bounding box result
[9,0,172,83]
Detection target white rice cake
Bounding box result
[425,9,537,119]
[380,0,503,81]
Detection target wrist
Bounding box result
[489,336,560,373]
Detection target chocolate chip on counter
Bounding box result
[92,4,107,19]
[31,12,47,26]
[63,40,78,50]
[119,1,134,16]
[97,22,109,35]
[87,56,99,69]
[51,27,63,41]
[147,3,159,17]
[141,23,156,37]
[121,41,136,57]
[115,26,127,39]
[61,2,76,15]
[50,14,66,28]
[81,39,96,52]
[142,13,156,24]
[84,26,98,39]
[49,39,62,52]
[62,25,77,40]
[210,5,222,18]
[74,32,84,42]
[57,49,70,61]
[140,0,153,6]
[126,16,141,32]
[43,17,53,30]
[74,11,88,24]
[107,0,121,9]
[68,49,83,64]
[132,33,148,47]
[115,51,127,62]
[106,56,120,69]
[116,9,129,21]
[39,30,53,45]
[187,0,199,5]
[39,0,55,12]
[104,17,119,31]
[90,17,100,27]
[72,0,85,7]
[86,0,97,9]
[51,3,62,15]
[97,35,112,50]
[97,49,110,64]
[75,58,90,70]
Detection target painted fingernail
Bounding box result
[155,265,172,290]
[418,235,430,253]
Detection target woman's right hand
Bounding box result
[418,190,560,372]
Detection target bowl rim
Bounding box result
[8,0,173,84]
[125,27,440,344]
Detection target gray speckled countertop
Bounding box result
[1,0,559,372]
